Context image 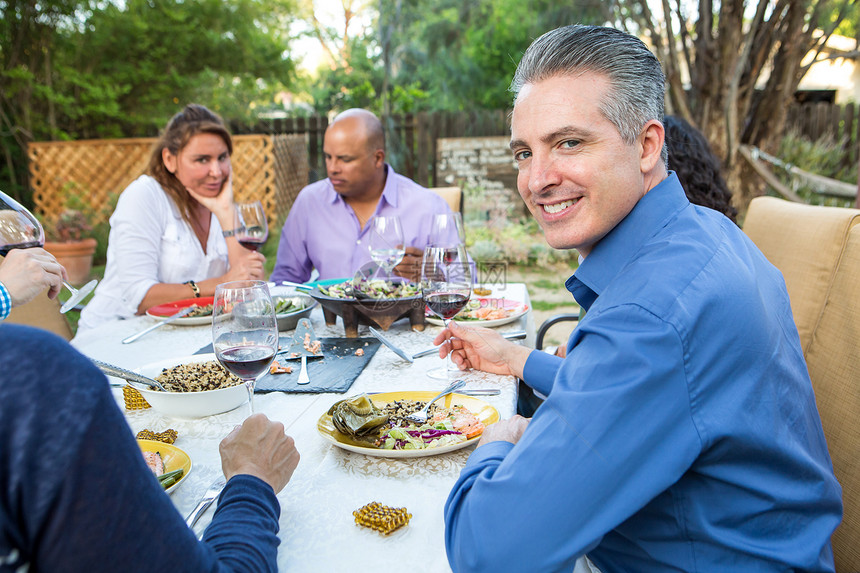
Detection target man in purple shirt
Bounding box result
[270,108,454,283]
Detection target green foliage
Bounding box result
[0,0,297,207]
[465,218,576,266]
[531,300,573,311]
[775,129,858,208]
[381,0,606,111]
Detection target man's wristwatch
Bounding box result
[184,280,201,297]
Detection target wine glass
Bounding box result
[422,244,472,380]
[234,201,269,251]
[0,190,98,313]
[428,212,465,247]
[367,215,405,274]
[212,280,278,415]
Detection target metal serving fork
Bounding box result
[405,379,467,425]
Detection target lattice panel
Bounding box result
[29,138,154,226]
[273,134,309,223]
[28,135,279,227]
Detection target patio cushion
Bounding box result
[743,196,860,353]
[804,224,860,573]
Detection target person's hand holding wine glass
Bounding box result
[234,201,269,251]
[212,280,278,415]
[422,243,472,380]
[0,190,98,313]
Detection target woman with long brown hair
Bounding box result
[79,104,265,332]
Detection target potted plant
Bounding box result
[44,207,97,286]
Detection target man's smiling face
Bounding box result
[510,72,654,256]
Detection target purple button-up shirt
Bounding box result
[271,164,454,283]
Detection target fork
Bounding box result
[185,476,227,529]
[405,379,467,424]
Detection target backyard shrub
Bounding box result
[775,129,857,208]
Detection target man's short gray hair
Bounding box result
[511,25,667,163]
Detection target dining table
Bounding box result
[70,282,535,572]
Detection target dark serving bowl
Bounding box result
[309,287,426,338]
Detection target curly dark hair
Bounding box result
[665,115,738,224]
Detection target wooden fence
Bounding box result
[29,134,306,227]
[230,109,512,188]
[785,102,860,167]
[28,103,854,223]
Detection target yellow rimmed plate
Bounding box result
[317,391,499,458]
[138,439,192,494]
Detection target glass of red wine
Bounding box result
[422,244,472,380]
[0,189,98,313]
[212,280,278,415]
[234,201,268,251]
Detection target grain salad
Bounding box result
[154,361,242,392]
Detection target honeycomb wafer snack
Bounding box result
[136,428,178,444]
[123,385,151,411]
[353,502,411,535]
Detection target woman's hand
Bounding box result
[222,247,266,282]
[186,172,235,225]
[434,320,532,379]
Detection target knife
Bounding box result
[185,476,228,529]
[122,305,196,344]
[368,326,414,363]
[411,330,528,359]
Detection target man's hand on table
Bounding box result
[393,246,422,282]
[434,320,532,379]
[220,413,300,493]
[478,415,530,447]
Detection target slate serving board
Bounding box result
[194,336,380,394]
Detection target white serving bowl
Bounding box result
[133,354,248,419]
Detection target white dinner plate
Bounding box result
[425,297,529,328]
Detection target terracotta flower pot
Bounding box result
[44,238,97,286]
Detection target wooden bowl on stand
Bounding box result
[309,288,426,338]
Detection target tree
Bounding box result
[381,0,607,112]
[0,0,296,204]
[608,0,858,213]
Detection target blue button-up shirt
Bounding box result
[445,173,841,572]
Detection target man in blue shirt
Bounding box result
[436,25,842,572]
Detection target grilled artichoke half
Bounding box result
[328,393,389,437]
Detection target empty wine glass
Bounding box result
[0,190,98,313]
[422,244,472,380]
[367,215,405,274]
[428,212,465,247]
[212,280,278,415]
[234,201,269,251]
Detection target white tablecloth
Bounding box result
[71,283,534,572]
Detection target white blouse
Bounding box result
[78,175,228,333]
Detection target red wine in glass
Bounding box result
[0,241,44,256]
[422,244,472,380]
[238,237,267,251]
[212,280,278,416]
[234,202,268,251]
[217,344,275,379]
[425,292,470,320]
